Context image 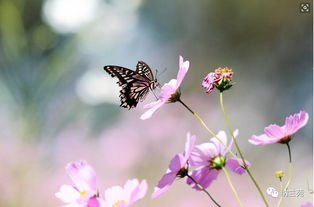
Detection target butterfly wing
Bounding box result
[136,61,154,80]
[104,65,152,109]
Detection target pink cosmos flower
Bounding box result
[187,130,250,190]
[249,111,309,145]
[103,179,147,207]
[140,56,190,120]
[56,160,102,207]
[202,67,234,94]
[301,202,313,207]
[152,133,196,198]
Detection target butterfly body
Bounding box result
[104,61,158,109]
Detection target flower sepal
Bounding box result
[210,156,226,170]
[215,80,234,93]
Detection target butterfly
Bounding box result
[104,61,159,109]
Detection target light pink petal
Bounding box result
[264,124,285,138]
[186,167,220,190]
[152,172,177,198]
[66,160,97,193]
[249,134,280,145]
[184,133,196,162]
[225,158,250,175]
[176,56,189,88]
[125,179,147,205]
[55,185,80,204]
[284,111,309,135]
[152,184,171,199]
[210,130,228,155]
[300,202,313,207]
[189,143,216,166]
[140,100,165,120]
[104,186,125,205]
[222,129,238,156]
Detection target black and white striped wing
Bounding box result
[104,65,152,109]
[136,61,154,80]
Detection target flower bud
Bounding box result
[275,171,285,179]
[202,67,234,94]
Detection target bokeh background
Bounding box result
[0,0,312,206]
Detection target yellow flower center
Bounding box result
[80,191,86,196]
[113,200,126,207]
[215,67,234,75]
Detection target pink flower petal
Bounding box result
[125,179,147,205]
[87,196,103,207]
[264,124,284,138]
[187,167,219,190]
[249,134,279,145]
[284,111,309,135]
[152,172,177,198]
[55,185,80,204]
[225,158,250,175]
[66,160,97,193]
[190,143,216,166]
[184,133,196,162]
[169,154,184,171]
[104,186,125,204]
[176,56,189,88]
[140,100,165,120]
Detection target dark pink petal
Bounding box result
[284,111,309,135]
[152,172,177,198]
[87,196,102,207]
[264,124,284,138]
[202,73,216,94]
[66,160,97,193]
[225,158,250,175]
[169,154,185,171]
[186,167,220,190]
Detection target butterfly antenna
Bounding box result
[156,68,167,79]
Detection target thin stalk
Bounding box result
[277,143,293,207]
[222,167,244,207]
[219,92,269,207]
[276,180,283,207]
[177,98,239,160]
[187,175,221,207]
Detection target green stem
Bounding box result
[178,98,239,160]
[187,175,221,207]
[222,167,244,207]
[277,143,293,207]
[219,92,269,207]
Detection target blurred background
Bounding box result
[0,0,312,206]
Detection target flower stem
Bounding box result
[222,167,244,207]
[219,92,269,207]
[277,143,293,207]
[177,98,239,160]
[187,175,221,207]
